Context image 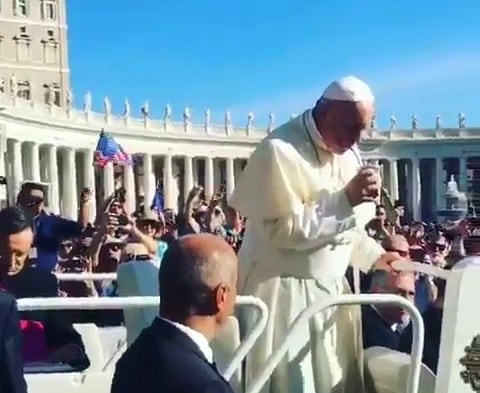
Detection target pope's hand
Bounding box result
[372,251,404,273]
[344,167,381,206]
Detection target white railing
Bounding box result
[17,295,268,380]
[245,294,424,393]
[55,273,117,281]
[392,260,451,280]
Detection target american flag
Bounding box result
[93,130,132,168]
[151,186,164,214]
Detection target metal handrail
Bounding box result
[246,294,424,393]
[222,296,268,381]
[392,260,451,280]
[17,295,268,380]
[55,273,118,281]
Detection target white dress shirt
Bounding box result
[160,318,214,363]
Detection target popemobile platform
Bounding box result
[13,254,480,393]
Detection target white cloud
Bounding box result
[231,53,480,125]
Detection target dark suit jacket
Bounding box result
[0,292,27,393]
[362,305,406,351]
[111,318,234,393]
[399,305,443,374]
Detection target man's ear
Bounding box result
[214,284,228,311]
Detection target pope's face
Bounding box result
[319,101,374,154]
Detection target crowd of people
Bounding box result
[0,179,246,393]
[1,75,478,393]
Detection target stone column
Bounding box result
[226,157,235,201]
[205,156,215,200]
[388,160,399,202]
[411,158,421,221]
[103,162,115,201]
[0,134,6,209]
[11,140,23,204]
[214,159,222,192]
[192,158,199,186]
[436,158,444,211]
[142,154,155,210]
[46,145,60,214]
[184,156,194,203]
[27,142,41,182]
[62,148,78,220]
[459,157,468,192]
[82,149,96,221]
[123,164,136,214]
[163,154,174,210]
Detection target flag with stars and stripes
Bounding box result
[93,130,132,168]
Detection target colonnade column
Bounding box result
[142,154,155,210]
[388,160,399,202]
[62,148,78,220]
[184,156,194,203]
[205,156,214,200]
[123,164,136,214]
[459,157,468,192]
[0,134,6,209]
[11,140,23,204]
[435,158,444,212]
[46,145,59,214]
[226,157,235,201]
[411,158,421,221]
[82,149,96,221]
[163,154,174,210]
[103,162,115,201]
[27,142,41,182]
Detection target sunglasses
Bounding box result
[26,198,44,207]
[430,243,446,252]
[125,254,150,261]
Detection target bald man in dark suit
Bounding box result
[0,291,28,393]
[111,234,237,393]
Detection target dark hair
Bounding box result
[0,206,32,235]
[159,239,215,318]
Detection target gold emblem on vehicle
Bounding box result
[460,335,480,391]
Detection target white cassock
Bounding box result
[229,110,384,393]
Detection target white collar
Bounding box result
[303,109,330,152]
[160,317,213,363]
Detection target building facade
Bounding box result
[1,0,480,223]
[0,0,70,107]
[2,90,480,223]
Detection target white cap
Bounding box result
[322,76,374,103]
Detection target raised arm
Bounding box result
[230,138,379,252]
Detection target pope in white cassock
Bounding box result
[229,76,400,393]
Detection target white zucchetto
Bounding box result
[322,76,374,104]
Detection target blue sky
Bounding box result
[67,0,480,129]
